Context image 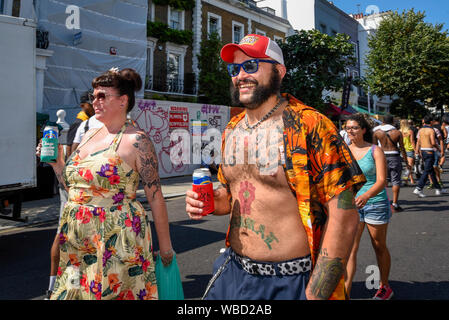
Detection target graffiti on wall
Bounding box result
[131,99,230,178]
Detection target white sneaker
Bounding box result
[435,189,448,196]
[413,188,426,198]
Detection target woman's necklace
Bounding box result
[244,98,284,132]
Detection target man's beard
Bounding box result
[230,66,281,110]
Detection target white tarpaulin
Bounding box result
[35,0,148,122]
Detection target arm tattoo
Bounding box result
[56,173,68,192]
[133,133,161,200]
[308,254,344,299]
[337,189,356,210]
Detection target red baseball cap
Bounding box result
[221,34,284,65]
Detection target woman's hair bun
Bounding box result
[120,68,142,92]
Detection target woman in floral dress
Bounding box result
[41,68,173,300]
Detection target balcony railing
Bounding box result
[144,74,197,95]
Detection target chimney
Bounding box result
[281,0,287,20]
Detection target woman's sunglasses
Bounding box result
[88,92,121,103]
[227,59,278,77]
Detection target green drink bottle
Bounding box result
[40,121,59,163]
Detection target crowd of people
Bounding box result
[36,33,447,301]
[340,113,448,300]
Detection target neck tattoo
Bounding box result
[244,98,284,132]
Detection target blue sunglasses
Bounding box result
[227,58,278,77]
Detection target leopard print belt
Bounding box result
[231,249,312,276]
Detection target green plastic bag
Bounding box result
[155,252,184,300]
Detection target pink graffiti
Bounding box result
[138,100,156,111]
[134,101,186,175]
[201,104,220,114]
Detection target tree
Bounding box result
[197,32,231,105]
[364,9,449,118]
[279,29,357,112]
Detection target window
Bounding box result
[170,10,181,29]
[0,0,4,14]
[232,21,244,44]
[168,7,184,30]
[148,3,155,22]
[273,35,283,43]
[12,0,20,17]
[255,29,266,36]
[351,41,358,61]
[319,23,327,34]
[166,43,188,93]
[207,12,222,38]
[345,68,351,77]
[167,53,181,92]
[331,29,338,37]
[168,53,180,79]
[209,17,218,33]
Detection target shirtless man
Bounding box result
[373,115,410,212]
[413,115,447,197]
[186,34,366,300]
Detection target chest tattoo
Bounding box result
[238,181,256,215]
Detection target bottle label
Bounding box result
[41,139,57,157]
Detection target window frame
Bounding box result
[167,6,185,30]
[351,41,358,62]
[207,12,222,38]
[145,38,157,90]
[255,28,266,36]
[148,3,155,22]
[165,42,188,93]
[232,20,245,44]
[319,23,327,34]
[273,35,283,43]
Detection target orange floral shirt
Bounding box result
[218,93,366,300]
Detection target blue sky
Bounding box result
[332,0,449,30]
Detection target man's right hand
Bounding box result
[186,186,232,219]
[186,190,206,220]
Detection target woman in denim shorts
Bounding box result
[344,114,394,300]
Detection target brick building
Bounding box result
[145,0,293,101]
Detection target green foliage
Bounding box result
[279,29,357,112]
[365,9,449,117]
[389,98,428,122]
[147,21,193,46]
[197,33,231,105]
[152,0,195,11]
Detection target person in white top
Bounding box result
[71,115,104,154]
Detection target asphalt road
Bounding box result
[0,196,228,300]
[1,170,448,300]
